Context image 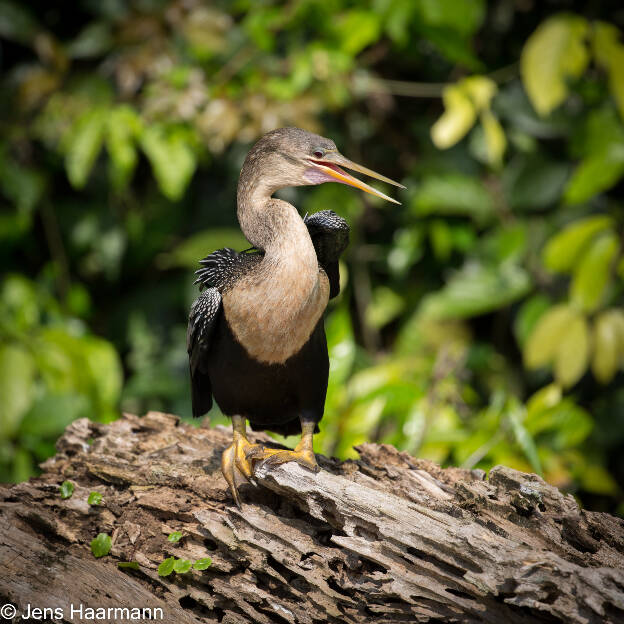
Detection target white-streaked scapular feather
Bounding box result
[194,248,261,292]
[187,288,221,359]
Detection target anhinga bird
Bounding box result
[188,127,403,506]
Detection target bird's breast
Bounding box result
[222,260,330,364]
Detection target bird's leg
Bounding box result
[246,418,320,473]
[221,415,266,508]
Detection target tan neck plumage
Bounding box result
[223,191,329,364]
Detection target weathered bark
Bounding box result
[1,412,623,624]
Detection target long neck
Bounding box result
[226,162,329,364]
[237,166,316,268]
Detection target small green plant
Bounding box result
[158,556,212,576]
[59,481,74,499]
[193,558,212,570]
[158,557,175,577]
[90,533,111,558]
[173,559,191,573]
[167,531,182,543]
[88,491,103,505]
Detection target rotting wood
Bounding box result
[1,411,623,624]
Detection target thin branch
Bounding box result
[367,62,520,98]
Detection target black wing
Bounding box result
[187,287,222,417]
[304,210,350,299]
[188,247,261,417]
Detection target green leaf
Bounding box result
[0,0,39,44]
[420,263,531,320]
[526,383,562,420]
[526,398,592,448]
[524,304,576,369]
[514,295,551,348]
[118,561,140,569]
[480,109,506,168]
[554,313,589,388]
[88,491,103,505]
[19,393,90,438]
[565,143,624,204]
[417,23,483,71]
[326,306,356,386]
[60,480,75,499]
[462,75,497,111]
[11,448,34,482]
[431,76,496,150]
[106,106,141,191]
[140,125,197,201]
[570,232,618,312]
[549,403,593,448]
[507,403,542,474]
[158,557,175,577]
[593,22,620,69]
[90,533,111,558]
[193,557,212,570]
[431,84,477,149]
[591,311,622,384]
[334,10,381,55]
[0,147,46,213]
[173,559,192,573]
[542,215,613,273]
[348,361,404,402]
[167,531,183,543]
[521,14,590,117]
[410,173,494,223]
[242,8,281,51]
[67,21,113,59]
[416,0,485,37]
[365,286,405,329]
[579,464,619,495]
[64,109,107,189]
[504,156,569,212]
[479,224,527,265]
[572,106,624,159]
[429,220,454,262]
[605,309,624,363]
[593,22,624,121]
[82,337,123,410]
[0,344,35,437]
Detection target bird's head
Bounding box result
[243,127,404,204]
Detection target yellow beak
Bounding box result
[308,151,405,205]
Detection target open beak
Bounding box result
[307,151,405,205]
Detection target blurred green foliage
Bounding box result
[1,0,624,513]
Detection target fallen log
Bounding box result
[1,411,623,623]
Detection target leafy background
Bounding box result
[1,0,624,514]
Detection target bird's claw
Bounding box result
[253,448,320,473]
[221,438,265,508]
[244,445,268,461]
[222,421,319,507]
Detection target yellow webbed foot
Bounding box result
[246,419,320,473]
[221,415,266,508]
[222,417,320,506]
[246,446,319,472]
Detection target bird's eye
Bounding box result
[313,149,324,159]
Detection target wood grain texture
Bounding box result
[1,412,623,623]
